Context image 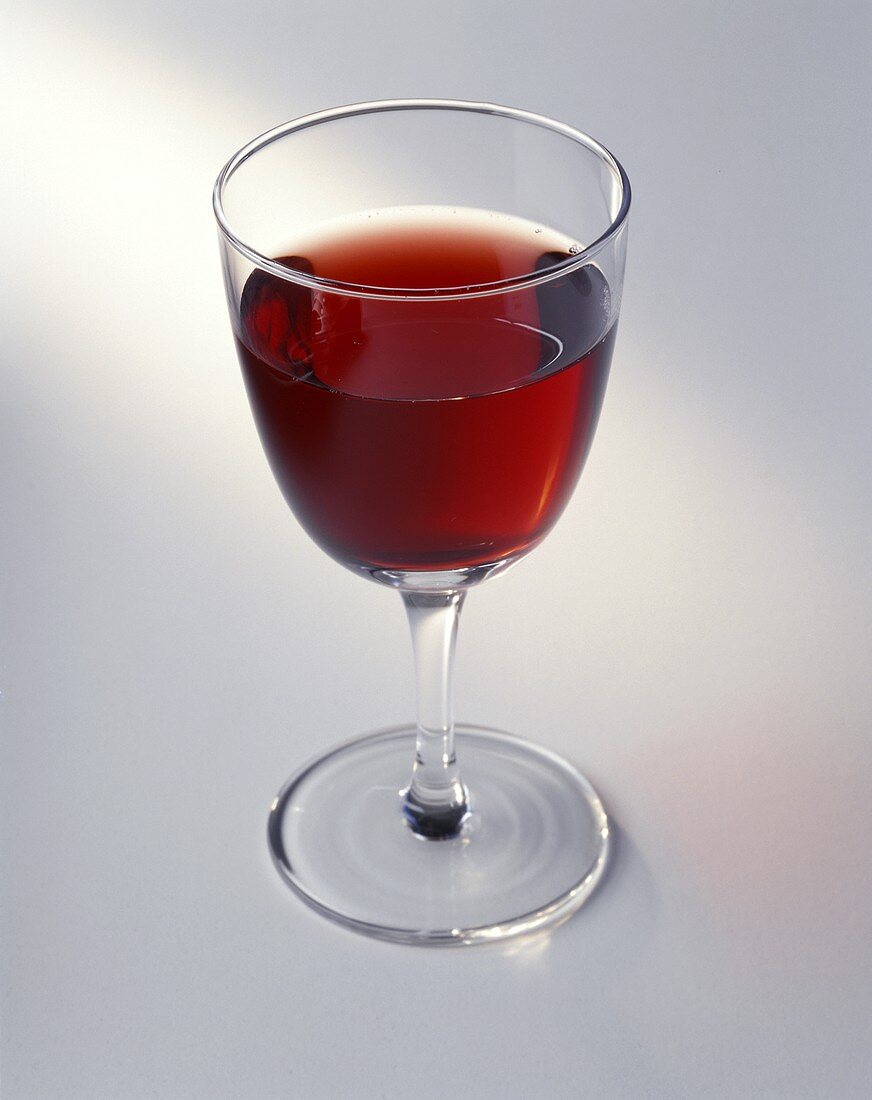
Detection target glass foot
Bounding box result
[268,725,610,946]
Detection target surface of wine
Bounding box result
[235,208,615,572]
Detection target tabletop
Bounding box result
[3,2,871,1097]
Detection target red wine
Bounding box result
[234,208,615,572]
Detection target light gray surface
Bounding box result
[3,2,871,1097]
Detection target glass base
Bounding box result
[268,725,610,946]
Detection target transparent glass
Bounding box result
[214,100,630,945]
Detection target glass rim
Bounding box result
[213,98,631,302]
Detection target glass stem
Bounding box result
[401,589,470,839]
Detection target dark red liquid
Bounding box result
[234,210,615,572]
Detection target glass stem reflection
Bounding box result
[401,589,470,839]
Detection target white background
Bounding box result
[3,2,871,1097]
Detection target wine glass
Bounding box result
[214,100,630,945]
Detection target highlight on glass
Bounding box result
[214,100,630,945]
